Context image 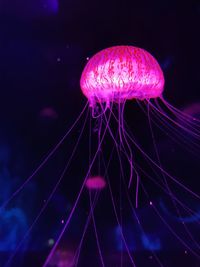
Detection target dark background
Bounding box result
[0,0,199,266]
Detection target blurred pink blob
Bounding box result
[182,103,200,118]
[48,249,74,267]
[39,107,58,120]
[80,45,164,106]
[85,176,106,190]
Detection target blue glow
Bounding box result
[114,225,136,251]
[43,0,59,14]
[161,56,173,70]
[1,0,59,18]
[0,208,27,251]
[160,200,200,223]
[0,143,28,251]
[141,233,161,251]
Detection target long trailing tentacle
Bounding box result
[161,96,200,126]
[73,191,99,266]
[42,102,113,267]
[4,104,90,267]
[108,103,140,207]
[101,107,137,267]
[102,115,164,266]
[145,100,200,251]
[1,102,89,210]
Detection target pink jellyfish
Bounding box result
[2,46,200,267]
[80,46,164,107]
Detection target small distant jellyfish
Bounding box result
[85,176,106,190]
[181,102,200,120]
[48,249,74,267]
[39,107,58,121]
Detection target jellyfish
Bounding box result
[2,45,200,267]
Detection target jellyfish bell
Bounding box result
[85,176,106,190]
[80,45,165,107]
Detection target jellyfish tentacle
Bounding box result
[108,104,140,207]
[123,123,200,200]
[151,99,200,139]
[89,191,105,267]
[102,109,137,267]
[148,101,200,157]
[43,103,113,267]
[72,192,99,266]
[111,105,200,215]
[146,100,200,251]
[120,101,140,204]
[101,140,165,266]
[1,102,89,210]
[152,203,200,258]
[117,101,134,189]
[4,104,90,267]
[135,162,200,224]
[121,119,200,256]
[161,97,200,127]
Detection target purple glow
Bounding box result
[48,249,74,267]
[45,0,58,14]
[182,103,200,118]
[2,0,59,17]
[39,107,58,120]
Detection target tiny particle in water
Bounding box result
[48,239,55,247]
